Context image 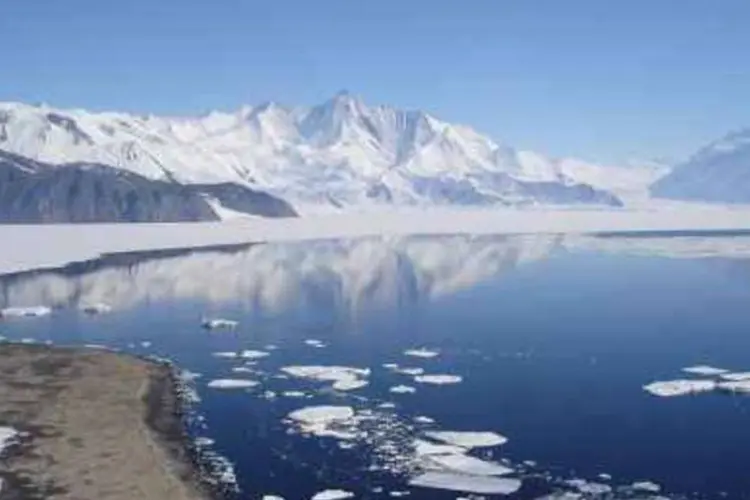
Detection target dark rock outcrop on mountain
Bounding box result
[193,182,297,218]
[0,150,297,223]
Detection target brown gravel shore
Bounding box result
[0,343,216,500]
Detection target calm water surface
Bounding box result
[1,234,750,499]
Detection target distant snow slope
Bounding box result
[0,92,630,209]
[652,129,750,203]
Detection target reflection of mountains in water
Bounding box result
[2,232,750,316]
[0,235,560,315]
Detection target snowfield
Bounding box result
[1,205,749,275]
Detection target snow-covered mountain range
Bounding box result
[652,129,750,203]
[0,92,664,213]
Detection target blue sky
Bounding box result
[1,0,748,164]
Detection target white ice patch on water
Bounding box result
[567,480,612,495]
[311,490,354,500]
[287,405,357,440]
[631,481,661,493]
[409,472,521,495]
[414,439,466,457]
[414,416,435,424]
[213,351,238,359]
[643,379,716,397]
[414,374,462,385]
[207,379,258,389]
[390,385,417,394]
[281,365,370,392]
[720,372,750,381]
[261,495,285,500]
[240,350,270,360]
[423,453,514,477]
[231,366,255,374]
[305,339,327,348]
[404,348,439,359]
[283,391,307,398]
[0,306,51,318]
[140,341,152,348]
[681,365,728,376]
[425,431,508,448]
[718,380,750,393]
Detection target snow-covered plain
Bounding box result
[2,205,750,275]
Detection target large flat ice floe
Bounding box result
[643,379,717,397]
[281,365,370,391]
[287,405,358,440]
[718,380,750,393]
[207,379,259,389]
[720,372,750,381]
[425,431,508,448]
[4,206,750,275]
[409,471,522,495]
[422,453,515,477]
[201,318,239,330]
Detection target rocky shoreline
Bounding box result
[0,343,233,500]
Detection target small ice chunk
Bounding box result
[305,339,327,348]
[378,402,396,409]
[195,436,215,447]
[415,374,462,385]
[643,379,716,397]
[240,350,269,360]
[682,365,728,376]
[283,391,306,398]
[424,454,514,477]
[207,379,258,389]
[398,367,425,376]
[333,379,369,391]
[425,431,508,449]
[598,473,612,481]
[80,302,112,314]
[577,482,612,495]
[383,363,399,370]
[414,416,435,424]
[262,496,285,500]
[288,406,355,425]
[311,490,354,500]
[232,367,254,373]
[720,372,750,381]
[0,306,51,318]
[409,472,521,495]
[718,380,750,393]
[213,351,239,359]
[404,348,439,358]
[201,318,238,330]
[140,341,152,348]
[389,492,409,497]
[631,481,661,493]
[390,385,417,394]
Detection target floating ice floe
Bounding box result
[283,391,307,398]
[0,427,18,454]
[201,318,238,330]
[720,372,750,381]
[305,339,327,348]
[423,453,515,477]
[631,480,661,493]
[80,302,112,314]
[213,351,239,359]
[566,479,612,495]
[388,492,409,497]
[281,365,370,391]
[681,365,728,376]
[409,472,521,495]
[414,374,462,385]
[643,379,716,397]
[231,366,254,374]
[404,348,439,359]
[0,306,51,318]
[194,436,215,447]
[287,405,356,439]
[262,495,285,500]
[425,431,508,448]
[310,490,354,500]
[207,379,259,389]
[140,341,152,348]
[390,385,417,394]
[240,350,270,360]
[414,439,466,457]
[414,416,435,424]
[718,380,750,393]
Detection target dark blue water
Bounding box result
[1,234,750,499]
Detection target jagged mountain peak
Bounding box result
[0,93,628,210]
